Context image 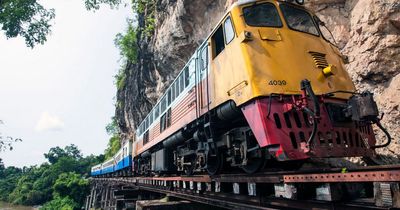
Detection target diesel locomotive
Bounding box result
[91,0,391,177]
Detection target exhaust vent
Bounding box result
[309,51,329,69]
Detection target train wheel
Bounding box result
[206,153,224,175]
[241,150,266,174]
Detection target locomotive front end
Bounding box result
[231,0,390,161]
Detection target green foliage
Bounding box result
[0,145,103,209]
[114,22,137,90]
[53,172,89,205]
[132,0,156,37]
[132,0,148,13]
[44,144,82,164]
[105,117,120,135]
[115,68,127,90]
[0,0,55,48]
[84,0,123,11]
[104,117,121,159]
[104,135,121,159]
[41,196,78,210]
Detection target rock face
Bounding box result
[116,0,400,162]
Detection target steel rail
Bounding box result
[93,178,389,210]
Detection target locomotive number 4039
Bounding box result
[268,80,287,86]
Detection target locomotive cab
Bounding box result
[208,0,384,162]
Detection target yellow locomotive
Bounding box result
[131,0,391,176]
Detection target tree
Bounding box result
[0,0,55,48]
[0,0,125,48]
[0,120,22,152]
[52,172,89,205]
[41,196,78,210]
[83,0,123,11]
[44,144,82,164]
[104,135,121,159]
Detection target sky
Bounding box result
[0,0,132,167]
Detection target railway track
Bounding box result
[89,164,400,209]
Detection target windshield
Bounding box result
[280,4,319,36]
[243,3,282,27]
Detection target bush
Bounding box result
[41,196,78,210]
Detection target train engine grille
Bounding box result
[309,51,329,69]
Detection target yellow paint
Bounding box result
[323,65,337,77]
[208,0,355,109]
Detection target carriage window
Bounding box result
[161,97,166,113]
[160,114,166,132]
[160,108,171,132]
[171,83,176,101]
[166,108,171,128]
[184,67,189,87]
[143,130,149,144]
[155,104,159,119]
[200,46,208,71]
[189,59,195,76]
[180,74,184,92]
[224,17,235,44]
[150,111,153,124]
[175,80,179,98]
[212,26,225,58]
[280,4,319,36]
[243,3,282,27]
[167,89,172,106]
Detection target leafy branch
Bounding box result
[0,121,22,152]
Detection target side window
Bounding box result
[166,108,171,128]
[160,114,166,132]
[171,83,176,101]
[200,46,208,71]
[212,26,225,58]
[149,111,153,124]
[175,80,179,98]
[160,108,171,132]
[143,131,149,144]
[179,74,184,93]
[161,97,166,113]
[224,17,235,44]
[167,89,172,106]
[189,59,196,83]
[184,67,189,88]
[155,104,159,119]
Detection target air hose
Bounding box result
[300,80,320,147]
[370,120,392,149]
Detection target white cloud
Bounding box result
[35,112,65,132]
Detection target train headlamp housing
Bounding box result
[284,0,305,5]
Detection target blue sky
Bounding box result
[0,0,132,167]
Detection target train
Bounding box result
[91,140,133,176]
[91,0,391,177]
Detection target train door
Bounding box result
[196,42,210,116]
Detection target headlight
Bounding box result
[295,0,305,5]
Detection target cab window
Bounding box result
[212,26,225,58]
[224,17,235,44]
[243,3,282,27]
[280,4,319,36]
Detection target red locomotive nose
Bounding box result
[241,96,376,162]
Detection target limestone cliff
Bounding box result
[116,0,400,162]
